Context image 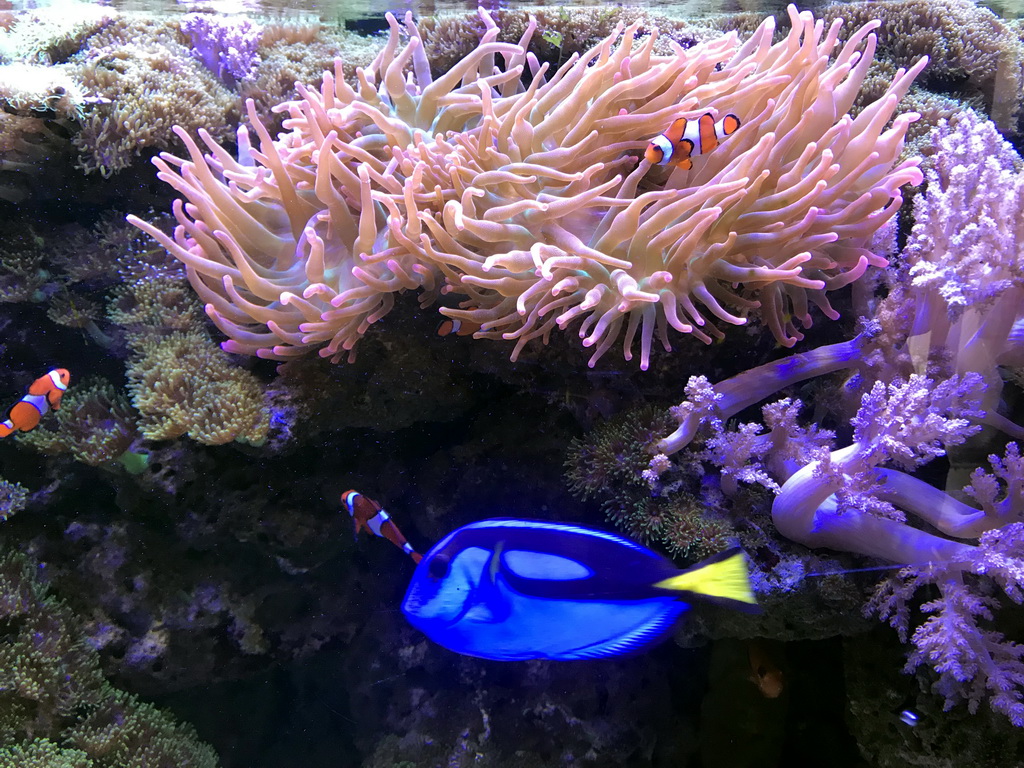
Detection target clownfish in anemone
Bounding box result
[645,113,741,170]
[436,317,480,338]
[0,369,70,438]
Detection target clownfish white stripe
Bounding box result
[19,394,48,416]
[49,369,68,390]
[367,508,390,537]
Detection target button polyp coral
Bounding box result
[131,4,925,369]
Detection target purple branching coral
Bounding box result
[180,14,263,88]
[644,109,1024,724]
[866,522,1024,726]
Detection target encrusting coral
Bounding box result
[126,330,269,446]
[130,3,924,369]
[17,378,141,470]
[0,548,219,767]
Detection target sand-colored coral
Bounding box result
[819,0,1024,133]
[0,5,113,62]
[0,63,86,117]
[127,331,268,445]
[68,19,238,175]
[107,275,205,336]
[240,26,381,136]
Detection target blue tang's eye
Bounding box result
[429,554,451,580]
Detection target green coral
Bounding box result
[0,739,93,768]
[67,688,218,768]
[0,549,218,767]
[605,494,738,562]
[18,378,140,468]
[565,405,674,501]
[566,405,737,561]
[0,478,28,521]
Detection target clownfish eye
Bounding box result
[428,554,451,580]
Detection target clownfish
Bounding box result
[342,490,422,564]
[645,113,741,170]
[0,369,70,438]
[402,518,757,661]
[436,317,481,338]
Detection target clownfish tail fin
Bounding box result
[654,548,759,612]
[0,423,14,438]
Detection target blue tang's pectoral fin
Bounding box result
[463,541,512,624]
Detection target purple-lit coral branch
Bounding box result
[181,14,263,87]
[653,334,867,457]
[771,374,986,562]
[645,109,1024,725]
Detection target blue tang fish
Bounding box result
[401,518,757,661]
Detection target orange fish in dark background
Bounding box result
[747,639,785,699]
[0,369,70,438]
[343,490,422,564]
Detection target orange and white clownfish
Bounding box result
[343,490,422,564]
[436,317,481,338]
[0,369,70,438]
[644,113,741,170]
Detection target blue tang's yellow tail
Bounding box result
[653,548,757,610]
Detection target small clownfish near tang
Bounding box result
[343,490,422,564]
[645,113,741,171]
[0,369,70,438]
[401,518,758,661]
